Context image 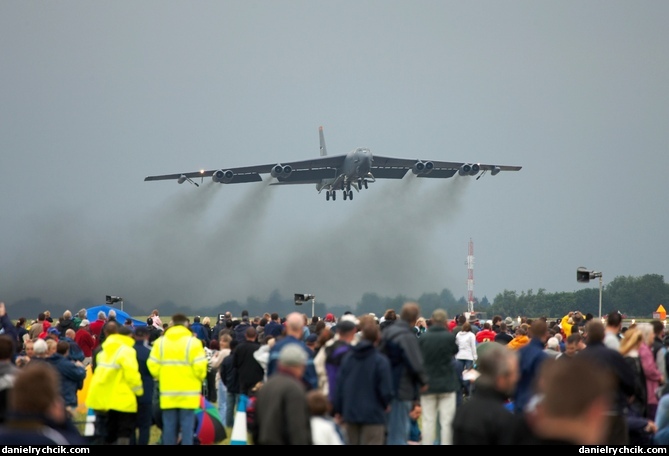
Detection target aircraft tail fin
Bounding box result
[319,126,327,157]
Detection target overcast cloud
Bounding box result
[1,1,668,311]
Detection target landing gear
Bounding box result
[348,190,353,200]
[364,180,368,189]
[332,191,336,201]
[358,178,363,188]
[343,191,348,200]
[326,191,330,201]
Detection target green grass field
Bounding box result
[72,409,237,445]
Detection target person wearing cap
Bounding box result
[333,321,393,445]
[75,320,94,366]
[494,322,514,346]
[305,333,318,353]
[324,313,336,329]
[468,315,481,335]
[131,325,154,445]
[314,317,358,403]
[252,344,313,445]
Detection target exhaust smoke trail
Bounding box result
[238,175,472,307]
[2,174,471,311]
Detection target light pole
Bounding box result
[106,295,124,312]
[577,268,603,318]
[294,293,316,317]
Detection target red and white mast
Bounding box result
[467,238,475,314]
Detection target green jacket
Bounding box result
[418,325,460,394]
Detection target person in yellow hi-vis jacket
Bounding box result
[148,313,208,445]
[86,323,143,445]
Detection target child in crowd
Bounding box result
[307,390,345,445]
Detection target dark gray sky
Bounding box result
[1,1,668,312]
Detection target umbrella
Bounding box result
[195,395,227,445]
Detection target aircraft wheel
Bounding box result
[332,191,336,201]
[326,191,330,201]
[358,179,363,188]
[343,191,347,200]
[364,181,368,189]
[348,190,353,200]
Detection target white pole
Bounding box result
[598,275,603,319]
[312,298,315,318]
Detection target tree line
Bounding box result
[6,274,668,321]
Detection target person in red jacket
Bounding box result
[74,319,95,366]
[89,311,106,349]
[476,322,497,343]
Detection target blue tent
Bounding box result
[86,304,147,327]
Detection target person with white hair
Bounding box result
[267,312,318,390]
[90,311,107,349]
[32,339,48,359]
[56,310,76,338]
[544,337,561,358]
[252,344,313,445]
[637,322,665,419]
[99,310,117,346]
[73,309,87,330]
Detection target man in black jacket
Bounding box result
[453,342,521,445]
[220,340,240,428]
[577,320,635,445]
[233,327,264,396]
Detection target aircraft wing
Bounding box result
[371,155,521,179]
[144,155,347,184]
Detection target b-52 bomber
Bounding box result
[144,127,521,201]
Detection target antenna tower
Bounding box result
[467,238,475,313]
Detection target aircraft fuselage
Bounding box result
[342,148,372,179]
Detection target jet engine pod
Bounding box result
[491,166,501,176]
[424,161,434,174]
[412,160,426,175]
[459,163,472,176]
[177,174,187,184]
[413,161,434,175]
[469,163,480,175]
[271,164,293,179]
[212,169,234,183]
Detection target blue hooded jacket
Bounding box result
[333,340,393,425]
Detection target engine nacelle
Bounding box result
[177,174,187,184]
[271,164,293,179]
[469,163,480,175]
[491,166,501,176]
[212,169,234,183]
[412,160,434,175]
[459,163,472,176]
